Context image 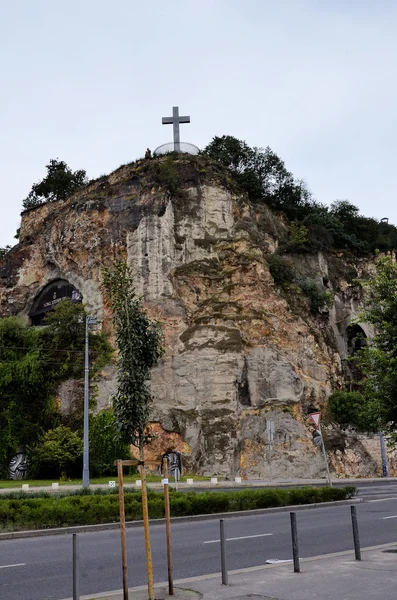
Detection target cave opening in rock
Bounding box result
[346,324,367,356]
[29,279,83,326]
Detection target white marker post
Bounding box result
[309,412,332,487]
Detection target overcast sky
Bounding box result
[1,0,396,246]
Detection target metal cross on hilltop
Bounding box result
[162,106,190,152]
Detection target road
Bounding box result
[2,482,397,600]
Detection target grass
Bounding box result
[0,474,210,489]
[0,486,356,532]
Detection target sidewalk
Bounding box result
[69,543,397,600]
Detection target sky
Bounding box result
[1,0,397,246]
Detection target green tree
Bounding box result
[0,318,57,476]
[22,159,87,210]
[0,301,112,477]
[102,261,164,454]
[327,390,377,431]
[42,299,113,382]
[89,409,131,476]
[202,135,299,204]
[103,261,164,600]
[31,425,83,478]
[356,256,397,432]
[204,136,397,255]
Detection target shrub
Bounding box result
[268,254,296,286]
[0,486,356,532]
[299,279,334,314]
[327,390,376,431]
[30,426,83,479]
[89,410,131,477]
[156,156,181,194]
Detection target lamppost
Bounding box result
[82,315,97,488]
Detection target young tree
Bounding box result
[102,261,164,456]
[22,159,87,210]
[103,260,164,600]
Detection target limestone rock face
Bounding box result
[0,155,385,478]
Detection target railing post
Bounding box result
[351,505,361,560]
[220,519,228,585]
[163,459,174,595]
[290,512,300,573]
[72,534,79,600]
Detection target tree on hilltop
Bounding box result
[202,135,311,213]
[23,159,87,210]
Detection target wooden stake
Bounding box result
[117,460,129,600]
[139,445,155,600]
[163,459,174,595]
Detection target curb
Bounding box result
[58,540,397,600]
[0,497,361,540]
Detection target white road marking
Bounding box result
[0,563,26,569]
[369,497,397,503]
[203,533,273,544]
[382,515,397,519]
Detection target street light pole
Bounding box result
[82,315,97,488]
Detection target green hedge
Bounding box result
[0,486,356,531]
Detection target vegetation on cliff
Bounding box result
[0,301,113,478]
[327,257,397,435]
[203,135,397,254]
[22,159,87,210]
[356,256,397,434]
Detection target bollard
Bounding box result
[350,505,361,561]
[220,519,228,585]
[290,512,300,573]
[72,534,79,600]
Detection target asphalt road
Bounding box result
[2,485,397,600]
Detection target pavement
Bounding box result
[63,543,397,600]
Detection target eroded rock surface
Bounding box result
[0,155,389,477]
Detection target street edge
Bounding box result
[0,497,362,540]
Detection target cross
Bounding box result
[162,106,190,152]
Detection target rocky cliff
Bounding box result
[0,154,391,478]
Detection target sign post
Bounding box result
[309,412,332,487]
[266,420,275,464]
